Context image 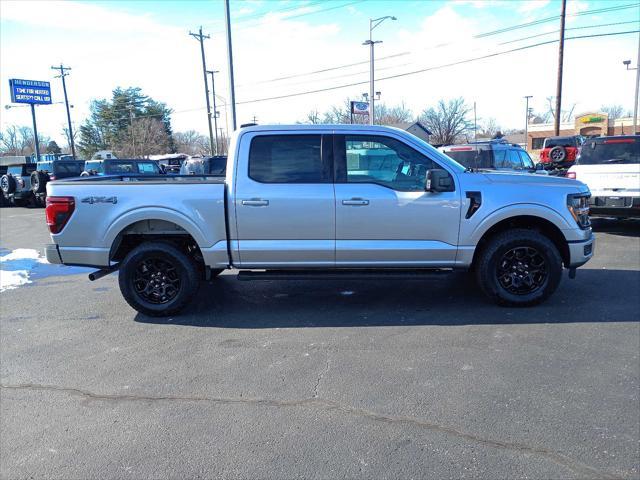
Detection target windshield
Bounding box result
[444,148,494,169]
[181,160,206,175]
[578,139,640,165]
[107,161,159,174]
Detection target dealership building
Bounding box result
[527,112,638,154]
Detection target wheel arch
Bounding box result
[471,213,571,268]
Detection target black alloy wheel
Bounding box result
[496,246,548,295]
[133,257,182,304]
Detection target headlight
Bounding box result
[567,193,591,229]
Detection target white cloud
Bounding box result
[518,0,551,14]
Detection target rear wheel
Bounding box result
[118,242,200,316]
[475,229,563,306]
[31,171,48,194]
[1,175,16,195]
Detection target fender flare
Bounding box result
[103,207,210,255]
[469,203,573,246]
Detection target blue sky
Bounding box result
[1,0,639,145]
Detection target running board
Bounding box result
[237,268,452,281]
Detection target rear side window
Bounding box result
[54,162,83,175]
[578,139,640,165]
[85,161,103,173]
[249,135,329,183]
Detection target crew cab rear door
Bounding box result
[333,133,461,266]
[233,132,335,267]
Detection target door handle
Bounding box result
[342,198,369,206]
[242,199,269,206]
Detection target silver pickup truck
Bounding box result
[44,125,594,316]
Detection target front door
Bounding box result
[334,133,461,267]
[234,132,335,267]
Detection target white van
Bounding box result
[568,135,639,218]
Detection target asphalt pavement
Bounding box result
[1,206,638,479]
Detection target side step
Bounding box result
[237,268,452,281]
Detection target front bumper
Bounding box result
[45,244,63,264]
[567,234,595,268]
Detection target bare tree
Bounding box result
[600,105,630,120]
[302,109,322,124]
[61,126,79,155]
[376,102,413,125]
[115,118,169,157]
[418,98,472,145]
[478,117,501,138]
[543,96,577,123]
[299,99,413,125]
[173,130,210,156]
[0,125,21,155]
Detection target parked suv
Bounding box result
[539,135,583,168]
[180,155,227,175]
[0,162,37,207]
[31,157,84,205]
[440,139,542,173]
[82,158,162,176]
[567,135,639,218]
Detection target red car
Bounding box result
[539,136,583,167]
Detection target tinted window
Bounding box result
[137,162,159,174]
[507,150,523,169]
[532,138,545,150]
[208,157,227,175]
[84,161,103,173]
[249,135,328,183]
[544,137,577,148]
[344,135,437,191]
[54,162,83,175]
[519,151,535,169]
[578,139,640,165]
[445,148,494,169]
[493,149,509,168]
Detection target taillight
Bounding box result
[46,196,75,234]
[567,171,577,179]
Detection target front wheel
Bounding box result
[475,229,563,307]
[118,242,200,316]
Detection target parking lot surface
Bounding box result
[1,207,639,479]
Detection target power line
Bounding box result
[498,20,639,46]
[236,29,640,105]
[237,2,639,88]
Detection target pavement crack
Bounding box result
[1,383,621,480]
[312,354,331,398]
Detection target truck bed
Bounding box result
[55,174,226,184]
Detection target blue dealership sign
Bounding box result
[9,78,52,105]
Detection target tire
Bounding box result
[118,241,200,317]
[475,229,563,307]
[1,175,16,195]
[31,171,48,194]
[549,146,567,163]
[80,171,90,177]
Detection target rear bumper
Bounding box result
[45,244,62,264]
[589,196,640,218]
[567,234,595,268]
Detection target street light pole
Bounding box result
[51,64,76,159]
[524,95,533,150]
[364,15,396,125]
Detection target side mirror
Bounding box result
[535,162,545,171]
[426,169,454,192]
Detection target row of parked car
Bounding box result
[0,154,228,208]
[438,134,639,218]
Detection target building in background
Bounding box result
[527,112,637,156]
[390,121,432,143]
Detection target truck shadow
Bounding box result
[591,218,640,238]
[134,268,640,328]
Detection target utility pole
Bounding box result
[363,15,396,126]
[189,27,215,155]
[224,0,237,131]
[207,70,219,154]
[524,95,532,150]
[632,32,640,134]
[554,0,566,136]
[218,128,226,154]
[251,115,258,124]
[30,105,41,161]
[51,63,76,159]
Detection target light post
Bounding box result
[363,15,396,125]
[623,31,640,134]
[524,95,532,151]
